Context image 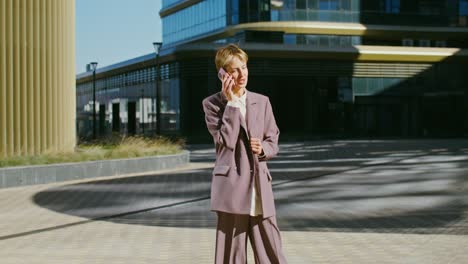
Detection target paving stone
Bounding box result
[1,140,468,263]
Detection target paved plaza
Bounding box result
[1,139,468,263]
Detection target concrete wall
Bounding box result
[0,151,190,189]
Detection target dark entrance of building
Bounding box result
[127,102,136,135]
[112,103,120,133]
[422,94,465,137]
[99,105,106,136]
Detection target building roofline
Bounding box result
[164,21,468,49]
[159,0,203,18]
[76,43,468,83]
[76,53,157,79]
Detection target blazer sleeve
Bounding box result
[259,98,280,161]
[202,97,241,150]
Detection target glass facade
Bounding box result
[228,0,271,24]
[77,0,468,140]
[361,0,467,27]
[285,34,361,46]
[384,0,400,14]
[272,0,360,22]
[353,77,404,96]
[461,0,468,15]
[162,0,226,45]
[76,63,180,139]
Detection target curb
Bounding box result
[0,150,190,189]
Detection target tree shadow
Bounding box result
[32,140,468,234]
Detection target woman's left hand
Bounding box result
[250,138,263,155]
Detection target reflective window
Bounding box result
[228,0,271,24]
[162,0,226,45]
[461,0,468,15]
[285,34,361,47]
[419,0,441,15]
[319,0,339,20]
[297,0,307,9]
[402,39,414,46]
[384,0,400,14]
[434,40,446,47]
[319,0,339,10]
[231,0,239,24]
[353,77,404,96]
[418,39,431,47]
[275,0,359,22]
[284,34,297,44]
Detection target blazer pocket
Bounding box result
[213,165,231,177]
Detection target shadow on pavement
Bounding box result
[33,140,468,235]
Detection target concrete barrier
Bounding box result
[0,151,190,189]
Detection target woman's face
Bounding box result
[226,56,248,90]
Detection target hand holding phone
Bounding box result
[218,67,227,81]
[219,68,234,101]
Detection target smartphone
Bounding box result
[218,67,227,81]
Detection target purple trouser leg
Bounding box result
[215,212,287,264]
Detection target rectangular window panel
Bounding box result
[306,35,319,46]
[319,0,339,10]
[341,0,351,10]
[461,0,468,15]
[271,9,279,21]
[435,40,446,47]
[402,39,414,46]
[308,0,318,9]
[419,39,431,47]
[284,34,297,44]
[385,0,400,13]
[297,0,307,9]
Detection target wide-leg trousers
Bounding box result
[214,212,287,264]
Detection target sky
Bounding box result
[76,0,162,74]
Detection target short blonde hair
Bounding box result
[215,44,248,71]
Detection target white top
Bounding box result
[227,91,263,216]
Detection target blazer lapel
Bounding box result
[222,91,249,137]
[220,91,252,139]
[246,91,257,138]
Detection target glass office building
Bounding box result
[163,0,227,44]
[76,56,180,139]
[76,0,468,140]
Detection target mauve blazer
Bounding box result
[202,91,280,218]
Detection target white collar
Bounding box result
[232,90,247,104]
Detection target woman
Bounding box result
[202,44,287,264]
